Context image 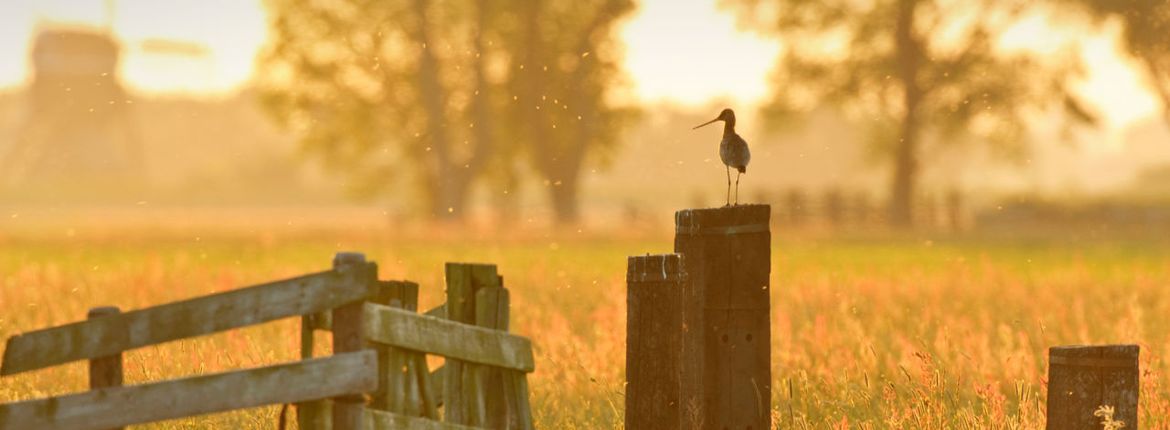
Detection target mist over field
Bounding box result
[2,0,1170,428]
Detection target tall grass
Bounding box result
[1,231,1168,428]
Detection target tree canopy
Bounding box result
[258,0,635,222]
[725,0,1096,227]
[1066,0,1170,123]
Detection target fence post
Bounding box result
[88,306,124,430]
[674,205,772,430]
[368,280,421,415]
[1047,344,1139,429]
[625,254,685,430]
[332,252,372,430]
[444,263,501,426]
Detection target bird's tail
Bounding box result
[737,165,746,174]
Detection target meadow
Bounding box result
[2,225,1169,429]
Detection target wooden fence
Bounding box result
[626,205,1142,429]
[0,252,534,430]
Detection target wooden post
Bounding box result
[1047,344,1139,430]
[368,280,419,414]
[444,263,501,425]
[674,205,771,430]
[87,306,124,430]
[332,252,371,430]
[625,254,684,430]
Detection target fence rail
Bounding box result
[0,253,535,430]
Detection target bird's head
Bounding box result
[693,108,736,129]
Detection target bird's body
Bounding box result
[695,108,750,205]
[720,130,750,174]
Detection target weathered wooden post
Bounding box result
[332,252,372,430]
[87,306,124,430]
[444,263,503,426]
[625,253,685,429]
[1047,344,1139,430]
[368,280,420,414]
[675,205,771,430]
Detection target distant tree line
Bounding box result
[258,0,636,223]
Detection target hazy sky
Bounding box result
[0,0,1159,135]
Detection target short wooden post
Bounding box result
[368,280,420,414]
[443,263,501,425]
[674,205,772,430]
[475,287,512,427]
[332,252,372,430]
[625,254,685,430]
[297,311,329,430]
[1047,344,1139,430]
[88,306,124,430]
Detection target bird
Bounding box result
[693,108,750,206]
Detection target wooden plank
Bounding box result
[332,252,373,430]
[673,204,772,430]
[363,304,534,372]
[625,254,684,430]
[0,351,377,430]
[2,270,360,376]
[444,264,472,425]
[475,288,509,428]
[424,304,447,319]
[1047,344,1139,429]
[297,314,327,430]
[86,306,124,430]
[503,371,534,430]
[364,408,484,430]
[369,282,402,413]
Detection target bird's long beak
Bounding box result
[692,118,719,130]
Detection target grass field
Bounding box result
[2,227,1170,429]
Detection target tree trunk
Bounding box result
[413,0,494,221]
[890,0,922,229]
[548,172,581,225]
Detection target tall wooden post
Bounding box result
[1047,344,1139,430]
[625,254,685,429]
[87,306,124,430]
[675,205,771,430]
[368,280,420,414]
[444,263,502,426]
[332,252,372,430]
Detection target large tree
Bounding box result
[724,0,1095,227]
[1066,0,1170,123]
[504,0,637,223]
[258,1,635,223]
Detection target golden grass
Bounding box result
[1,231,1169,429]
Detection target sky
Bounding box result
[0,0,1159,135]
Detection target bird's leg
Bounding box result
[725,166,731,206]
[733,171,740,205]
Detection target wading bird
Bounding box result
[693,108,750,206]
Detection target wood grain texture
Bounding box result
[625,254,684,430]
[0,351,377,430]
[363,304,534,372]
[1047,344,1139,430]
[673,204,772,430]
[364,408,484,430]
[2,270,358,376]
[331,253,373,430]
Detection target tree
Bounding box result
[258,1,635,223]
[1065,0,1170,123]
[503,0,638,223]
[724,0,1095,227]
[259,0,502,220]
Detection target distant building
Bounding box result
[2,27,141,187]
